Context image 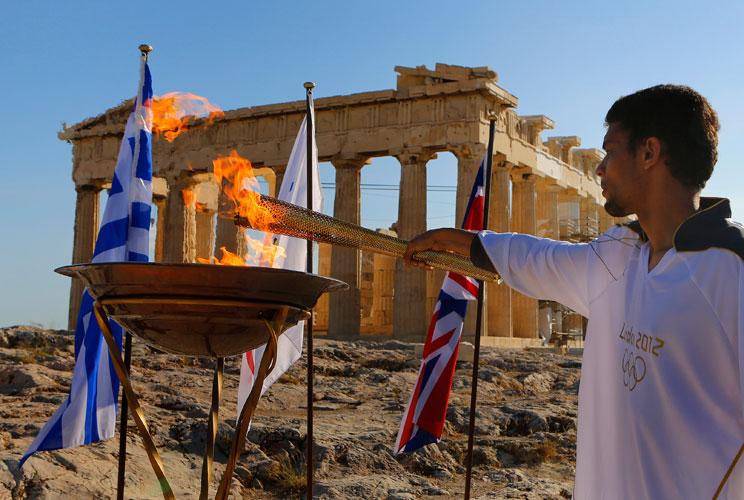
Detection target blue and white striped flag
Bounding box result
[21,55,153,466]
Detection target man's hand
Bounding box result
[403,228,477,269]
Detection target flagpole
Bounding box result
[303,81,316,500]
[464,114,497,500]
[115,43,152,500]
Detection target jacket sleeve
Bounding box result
[475,232,591,317]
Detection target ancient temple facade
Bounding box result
[61,63,628,344]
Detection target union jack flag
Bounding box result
[394,156,485,455]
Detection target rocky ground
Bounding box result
[0,326,580,499]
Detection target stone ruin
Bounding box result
[60,63,628,345]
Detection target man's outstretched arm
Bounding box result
[403,228,477,269]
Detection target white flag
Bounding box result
[237,100,322,420]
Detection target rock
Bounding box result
[433,469,453,479]
[480,468,573,499]
[0,365,58,394]
[425,486,450,495]
[0,326,73,351]
[397,443,462,478]
[472,446,501,467]
[1,327,581,499]
[0,433,12,451]
[503,408,549,436]
[337,445,403,473]
[314,475,416,500]
[446,406,504,435]
[521,371,556,393]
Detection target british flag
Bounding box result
[394,156,485,455]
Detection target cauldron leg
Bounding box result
[93,302,176,500]
[199,357,224,499]
[215,307,287,500]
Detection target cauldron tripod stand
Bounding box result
[58,263,347,500]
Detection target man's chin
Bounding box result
[604,200,631,218]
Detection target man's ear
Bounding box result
[641,137,663,170]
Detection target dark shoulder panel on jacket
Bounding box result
[602,200,744,260]
[675,212,744,262]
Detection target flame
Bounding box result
[197,238,286,266]
[198,246,247,266]
[152,92,224,142]
[195,150,287,267]
[212,151,276,231]
[182,188,195,207]
[149,92,286,268]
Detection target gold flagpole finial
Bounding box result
[139,44,153,54]
[304,82,315,89]
[488,113,498,121]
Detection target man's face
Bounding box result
[596,123,644,217]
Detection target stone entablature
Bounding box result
[60,64,599,204]
[61,63,621,342]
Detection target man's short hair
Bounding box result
[605,84,720,189]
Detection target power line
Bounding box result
[321,182,456,192]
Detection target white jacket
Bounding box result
[475,198,744,500]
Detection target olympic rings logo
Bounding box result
[622,349,646,391]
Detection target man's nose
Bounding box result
[595,159,606,178]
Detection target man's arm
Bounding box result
[403,228,476,269]
[406,227,597,317]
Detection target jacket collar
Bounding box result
[673,197,731,251]
[621,197,731,247]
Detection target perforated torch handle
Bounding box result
[234,194,501,283]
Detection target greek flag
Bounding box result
[21,57,153,466]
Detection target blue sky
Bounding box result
[1,0,742,329]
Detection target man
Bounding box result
[404,85,744,499]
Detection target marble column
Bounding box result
[195,209,216,261]
[68,183,101,330]
[536,180,561,240]
[393,151,433,342]
[190,178,218,262]
[558,190,581,241]
[328,154,367,339]
[486,158,512,338]
[456,146,486,343]
[273,165,286,199]
[511,170,539,338]
[151,178,168,263]
[313,243,332,331]
[153,195,166,262]
[372,253,396,334]
[584,199,600,238]
[599,209,615,233]
[162,174,201,263]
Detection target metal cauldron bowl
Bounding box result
[57,262,347,358]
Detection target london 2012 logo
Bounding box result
[618,324,664,392]
[622,348,646,391]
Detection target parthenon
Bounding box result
[60,63,628,344]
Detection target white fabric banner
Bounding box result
[237,99,322,421]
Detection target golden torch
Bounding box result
[233,194,500,283]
